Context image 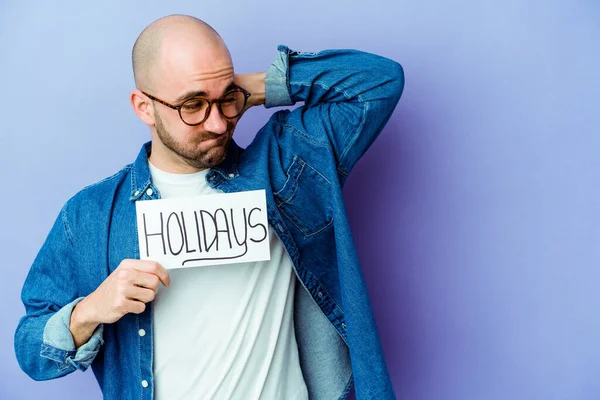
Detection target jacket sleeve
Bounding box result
[265,45,404,180]
[14,204,104,381]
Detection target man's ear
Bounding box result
[130,89,155,126]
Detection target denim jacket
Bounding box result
[15,45,404,399]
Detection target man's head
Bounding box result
[130,15,240,173]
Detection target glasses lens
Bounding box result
[179,90,247,125]
[220,90,246,118]
[180,98,209,125]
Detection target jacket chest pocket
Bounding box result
[274,156,333,237]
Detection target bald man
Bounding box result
[16,15,404,400]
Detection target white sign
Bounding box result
[135,190,270,269]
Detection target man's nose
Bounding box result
[203,103,227,134]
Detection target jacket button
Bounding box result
[341,323,347,330]
[228,173,235,178]
[141,380,149,388]
[138,329,146,337]
[146,188,153,196]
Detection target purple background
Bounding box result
[2,1,599,399]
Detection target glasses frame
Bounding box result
[141,86,251,126]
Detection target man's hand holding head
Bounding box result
[235,72,266,112]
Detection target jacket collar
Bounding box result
[129,140,242,201]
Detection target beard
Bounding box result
[154,110,234,169]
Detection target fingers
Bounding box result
[117,298,146,315]
[131,260,171,287]
[129,301,146,315]
[133,272,161,293]
[125,285,156,303]
[89,260,168,324]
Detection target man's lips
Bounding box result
[199,134,229,148]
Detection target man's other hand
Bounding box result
[69,260,170,348]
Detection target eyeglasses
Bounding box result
[141,86,251,126]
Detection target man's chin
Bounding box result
[193,145,228,168]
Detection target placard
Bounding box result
[135,190,270,269]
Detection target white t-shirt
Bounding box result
[148,162,308,400]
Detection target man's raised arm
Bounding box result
[263,45,404,178]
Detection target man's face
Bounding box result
[150,43,239,170]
